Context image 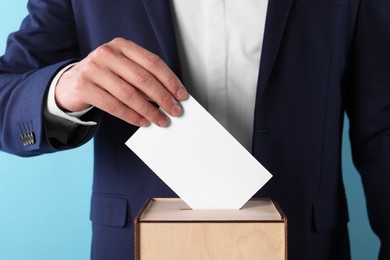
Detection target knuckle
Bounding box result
[134,68,151,85]
[105,100,120,115]
[94,44,114,59]
[145,52,162,67]
[73,62,96,87]
[115,105,136,124]
[122,108,144,125]
[78,59,95,76]
[143,105,159,120]
[121,86,136,100]
[111,37,125,45]
[120,107,134,121]
[160,94,173,107]
[165,74,181,91]
[105,100,140,126]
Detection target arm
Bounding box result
[0,0,187,157]
[0,0,88,156]
[346,0,390,258]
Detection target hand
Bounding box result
[55,37,187,127]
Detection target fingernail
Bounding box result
[158,116,169,127]
[176,87,188,100]
[170,103,182,117]
[139,118,149,127]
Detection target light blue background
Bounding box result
[0,1,380,259]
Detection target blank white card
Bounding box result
[126,95,272,210]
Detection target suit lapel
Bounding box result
[142,0,182,76]
[256,0,294,100]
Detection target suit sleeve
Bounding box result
[0,0,99,157]
[346,0,390,258]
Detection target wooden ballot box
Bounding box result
[135,198,287,260]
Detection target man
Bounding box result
[0,0,389,259]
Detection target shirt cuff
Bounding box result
[46,63,97,126]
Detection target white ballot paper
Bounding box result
[125,95,272,210]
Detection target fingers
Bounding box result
[103,38,187,117]
[105,49,183,118]
[84,82,152,127]
[117,38,187,100]
[89,67,171,127]
[55,37,188,127]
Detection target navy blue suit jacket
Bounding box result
[1,0,390,259]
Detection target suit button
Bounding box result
[257,128,271,134]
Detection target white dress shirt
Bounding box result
[170,0,268,151]
[46,0,268,151]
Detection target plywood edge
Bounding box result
[268,199,287,220]
[264,199,288,260]
[285,215,288,260]
[134,198,154,260]
[139,198,285,223]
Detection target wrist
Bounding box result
[46,63,96,126]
